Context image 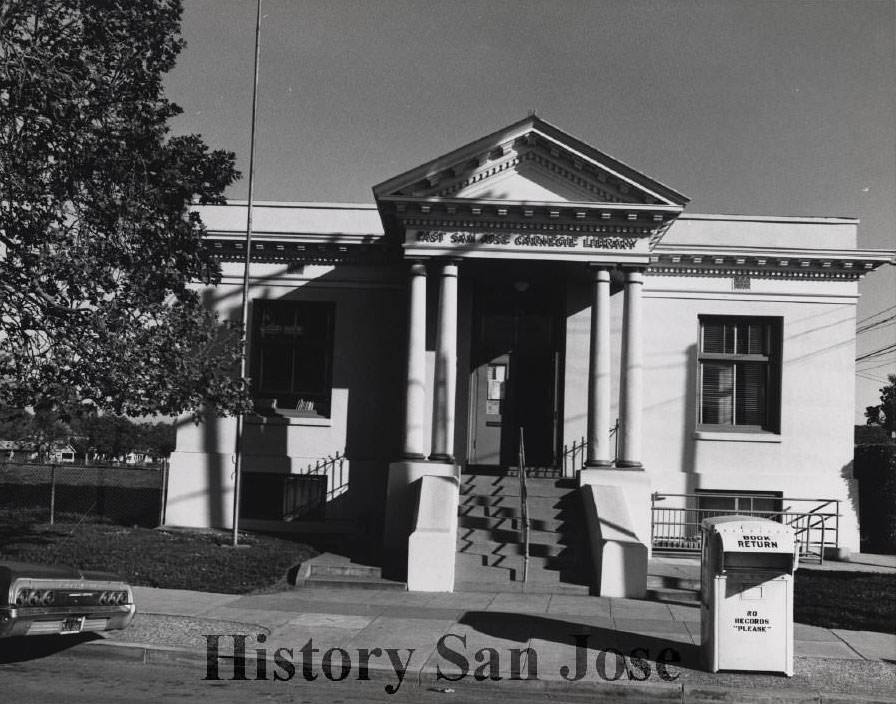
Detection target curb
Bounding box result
[53,638,896,704]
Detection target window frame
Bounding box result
[250,299,336,419]
[697,315,782,434]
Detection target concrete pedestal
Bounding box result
[382,460,460,578]
[579,467,652,597]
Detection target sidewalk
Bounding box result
[71,554,896,703]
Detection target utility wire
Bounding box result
[857,304,896,326]
[857,361,896,373]
[856,343,896,362]
[856,315,896,335]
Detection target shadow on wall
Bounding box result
[840,460,859,540]
[682,343,698,495]
[181,264,406,556]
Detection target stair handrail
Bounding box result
[518,426,529,584]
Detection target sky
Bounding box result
[164,0,896,422]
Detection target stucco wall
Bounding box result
[165,262,405,532]
[641,274,860,549]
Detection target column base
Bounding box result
[585,459,614,468]
[428,453,455,463]
[402,452,427,460]
[615,460,643,469]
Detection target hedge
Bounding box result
[854,443,896,554]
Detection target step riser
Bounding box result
[459,516,566,532]
[457,527,573,545]
[308,565,382,579]
[455,550,587,571]
[647,575,701,592]
[302,578,407,591]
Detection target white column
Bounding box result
[403,262,427,459]
[586,266,613,467]
[618,268,644,467]
[430,261,458,462]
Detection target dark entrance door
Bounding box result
[468,277,562,468]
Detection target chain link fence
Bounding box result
[0,460,168,527]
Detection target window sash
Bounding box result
[698,316,778,431]
[252,301,334,415]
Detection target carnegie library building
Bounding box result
[164,116,894,594]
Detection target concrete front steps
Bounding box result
[454,469,593,594]
[294,553,406,590]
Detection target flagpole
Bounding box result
[232,0,263,547]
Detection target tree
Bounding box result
[0,404,32,440]
[0,0,250,419]
[865,373,896,434]
[139,420,177,458]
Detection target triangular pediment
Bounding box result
[373,115,689,208]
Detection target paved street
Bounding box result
[0,653,619,704]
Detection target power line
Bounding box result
[857,372,888,383]
[857,304,896,326]
[856,343,896,363]
[857,315,896,335]
[857,358,896,372]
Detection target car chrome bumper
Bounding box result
[0,604,136,638]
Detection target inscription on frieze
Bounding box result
[413,230,638,251]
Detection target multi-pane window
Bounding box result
[698,316,781,431]
[251,300,335,417]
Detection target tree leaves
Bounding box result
[0,0,250,418]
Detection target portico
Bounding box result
[374,115,688,592]
[376,116,687,478]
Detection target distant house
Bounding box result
[124,450,148,466]
[49,443,77,464]
[0,440,40,462]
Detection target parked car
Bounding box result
[0,561,135,638]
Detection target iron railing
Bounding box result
[282,451,348,521]
[651,492,840,563]
[518,428,530,583]
[562,420,620,476]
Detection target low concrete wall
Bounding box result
[580,483,647,598]
[407,474,460,592]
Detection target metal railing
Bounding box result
[518,427,530,583]
[651,492,840,563]
[282,451,348,521]
[562,420,620,476]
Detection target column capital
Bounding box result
[588,264,612,280]
[409,261,427,276]
[620,265,647,278]
[438,260,460,276]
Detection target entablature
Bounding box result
[649,245,895,281]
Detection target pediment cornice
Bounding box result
[373,116,690,208]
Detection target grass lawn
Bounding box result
[0,509,317,594]
[795,569,896,633]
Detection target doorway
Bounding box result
[467,274,563,469]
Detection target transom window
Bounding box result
[251,300,335,417]
[698,316,781,432]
